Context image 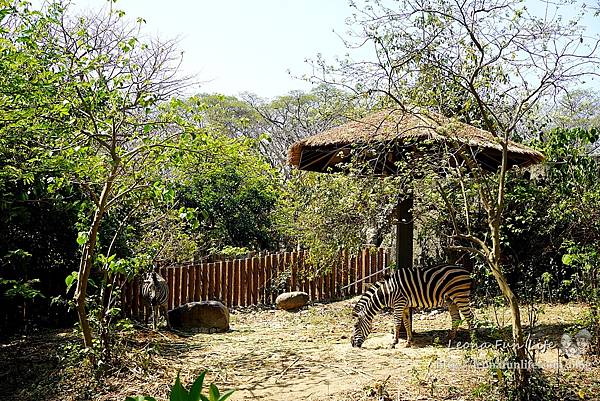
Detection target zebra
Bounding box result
[351,264,473,348]
[141,270,171,330]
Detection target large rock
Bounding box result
[276,291,309,310]
[168,301,229,333]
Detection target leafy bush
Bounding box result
[126,371,234,401]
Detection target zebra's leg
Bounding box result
[447,300,461,342]
[162,304,171,330]
[402,307,413,347]
[455,301,474,329]
[153,305,159,330]
[391,309,403,348]
[455,299,475,339]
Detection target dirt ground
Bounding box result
[2,300,599,401]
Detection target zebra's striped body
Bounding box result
[351,264,473,348]
[142,271,171,330]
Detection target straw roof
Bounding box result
[288,108,544,174]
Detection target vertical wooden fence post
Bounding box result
[241,258,249,307]
[181,265,189,305]
[225,260,232,306]
[174,267,181,308]
[271,253,279,304]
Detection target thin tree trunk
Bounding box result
[490,219,529,386]
[74,165,118,350]
[74,207,104,348]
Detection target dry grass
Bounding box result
[1,301,599,401]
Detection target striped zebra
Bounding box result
[141,271,171,330]
[351,264,473,348]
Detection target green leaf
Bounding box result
[65,271,78,292]
[170,372,189,401]
[208,384,219,401]
[189,371,207,401]
[218,390,235,401]
[562,254,575,266]
[76,231,89,246]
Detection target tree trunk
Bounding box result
[73,166,118,351]
[74,206,106,348]
[490,219,529,386]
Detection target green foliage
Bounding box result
[126,371,234,401]
[174,134,281,256]
[139,96,284,261]
[497,127,600,303]
[0,278,44,300]
[472,348,583,401]
[279,170,400,271]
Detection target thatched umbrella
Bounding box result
[289,108,543,173]
[287,107,544,334]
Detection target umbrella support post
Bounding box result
[395,195,413,339]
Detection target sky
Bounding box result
[70,0,355,99]
[58,0,600,99]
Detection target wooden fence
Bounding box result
[122,247,390,321]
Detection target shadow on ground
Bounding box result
[0,330,66,401]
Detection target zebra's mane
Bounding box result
[352,279,386,316]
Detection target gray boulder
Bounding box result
[276,291,309,310]
[168,301,229,332]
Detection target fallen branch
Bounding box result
[275,357,301,383]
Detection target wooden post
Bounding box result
[269,254,277,304]
[173,267,181,309]
[201,264,208,301]
[258,257,265,304]
[226,260,233,306]
[214,261,222,301]
[291,251,298,291]
[232,259,240,307]
[396,196,413,269]
[395,194,414,338]
[181,265,189,305]
[252,257,259,304]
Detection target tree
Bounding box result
[155,96,283,260]
[1,0,194,353]
[550,88,600,130]
[244,85,361,169]
[0,0,88,332]
[279,170,401,271]
[311,0,600,387]
[58,7,192,352]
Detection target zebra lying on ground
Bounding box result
[141,271,171,330]
[351,264,473,348]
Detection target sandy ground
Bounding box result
[2,300,599,401]
[114,301,597,401]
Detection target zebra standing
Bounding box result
[351,264,473,348]
[141,270,171,330]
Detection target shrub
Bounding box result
[126,370,234,401]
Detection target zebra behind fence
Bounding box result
[351,264,473,348]
[141,271,171,330]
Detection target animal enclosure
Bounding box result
[121,247,391,320]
